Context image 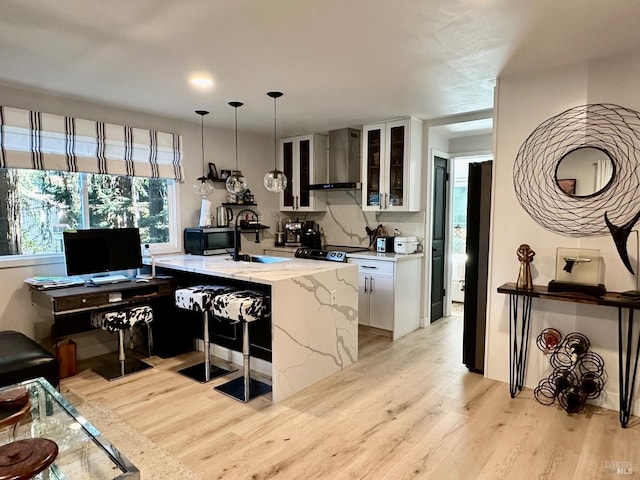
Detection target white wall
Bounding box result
[0,83,275,353]
[488,50,640,412]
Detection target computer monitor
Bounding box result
[63,228,142,276]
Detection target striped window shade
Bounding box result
[0,106,184,181]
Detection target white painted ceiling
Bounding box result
[1,0,639,136]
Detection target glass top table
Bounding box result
[0,377,138,479]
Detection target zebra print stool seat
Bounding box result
[174,285,237,383]
[213,290,271,402]
[89,305,154,380]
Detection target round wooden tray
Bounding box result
[0,388,29,411]
[0,438,58,480]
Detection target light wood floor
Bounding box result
[62,315,640,480]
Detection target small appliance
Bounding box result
[215,205,233,227]
[284,219,304,246]
[376,236,395,253]
[184,227,239,255]
[394,236,419,254]
[301,221,323,249]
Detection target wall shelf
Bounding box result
[222,203,257,207]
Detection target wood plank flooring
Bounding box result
[61,315,640,479]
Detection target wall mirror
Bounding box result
[513,103,640,238]
[555,146,615,197]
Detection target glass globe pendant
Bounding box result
[193,110,214,198]
[263,91,288,193]
[226,101,248,196]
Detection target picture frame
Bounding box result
[557,178,576,195]
[207,162,219,180]
[220,169,231,180]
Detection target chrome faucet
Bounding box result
[233,208,260,261]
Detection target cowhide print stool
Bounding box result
[212,290,271,402]
[89,305,154,380]
[175,285,237,383]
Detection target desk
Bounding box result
[498,282,640,428]
[30,279,173,351]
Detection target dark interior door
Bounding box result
[431,156,448,322]
[463,160,492,373]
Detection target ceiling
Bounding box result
[1,0,639,136]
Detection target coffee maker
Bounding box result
[284,219,304,246]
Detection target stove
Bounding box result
[294,245,369,263]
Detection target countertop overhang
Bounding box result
[145,253,357,285]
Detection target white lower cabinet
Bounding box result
[351,256,421,340]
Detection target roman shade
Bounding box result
[0,106,183,181]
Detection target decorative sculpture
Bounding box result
[514,104,640,238]
[516,244,535,290]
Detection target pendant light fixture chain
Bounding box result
[229,101,243,171]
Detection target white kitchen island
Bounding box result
[147,254,358,402]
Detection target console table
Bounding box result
[30,278,173,351]
[498,282,640,428]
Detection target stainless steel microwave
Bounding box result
[183,227,239,255]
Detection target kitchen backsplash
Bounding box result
[271,190,425,249]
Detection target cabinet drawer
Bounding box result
[55,293,111,312]
[349,258,394,276]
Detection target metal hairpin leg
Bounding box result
[618,307,640,428]
[508,293,533,398]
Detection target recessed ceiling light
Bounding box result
[189,75,214,91]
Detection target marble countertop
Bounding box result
[147,253,356,285]
[346,251,424,262]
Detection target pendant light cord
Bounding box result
[201,114,206,177]
[273,96,277,169]
[234,106,239,171]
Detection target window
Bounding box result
[0,105,183,261]
[0,168,176,257]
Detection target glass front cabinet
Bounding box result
[361,117,423,212]
[280,134,327,212]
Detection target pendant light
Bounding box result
[225,101,248,195]
[193,110,215,197]
[263,91,288,193]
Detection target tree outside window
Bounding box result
[0,168,171,256]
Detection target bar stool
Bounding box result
[90,305,154,380]
[174,285,237,383]
[213,290,271,402]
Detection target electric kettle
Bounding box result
[215,206,233,227]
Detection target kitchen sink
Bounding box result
[249,255,289,264]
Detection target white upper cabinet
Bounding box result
[279,134,327,212]
[361,118,423,212]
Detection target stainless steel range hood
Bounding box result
[307,128,361,190]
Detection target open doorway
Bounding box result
[450,154,493,313]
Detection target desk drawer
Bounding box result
[55,293,111,312]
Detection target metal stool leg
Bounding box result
[215,320,271,402]
[178,311,233,383]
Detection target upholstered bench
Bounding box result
[0,331,59,388]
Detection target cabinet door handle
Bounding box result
[295,196,299,210]
[362,265,378,269]
[370,277,375,293]
[364,276,368,293]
